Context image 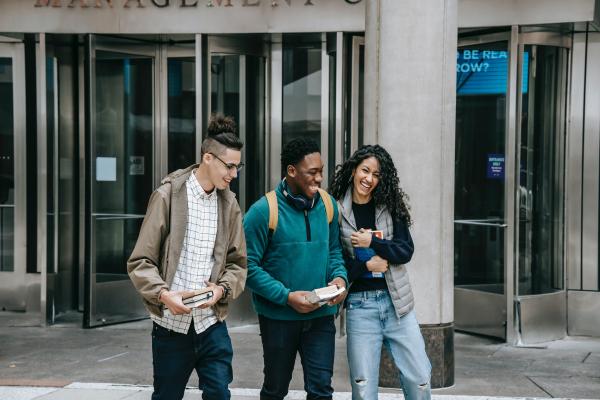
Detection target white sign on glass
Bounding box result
[96,157,117,182]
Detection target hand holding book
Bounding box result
[352,229,386,279]
[351,228,377,248]
[162,287,215,316]
[305,285,346,305]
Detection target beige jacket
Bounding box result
[127,164,247,320]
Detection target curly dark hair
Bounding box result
[329,145,412,226]
[281,137,320,170]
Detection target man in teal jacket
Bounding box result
[244,137,348,400]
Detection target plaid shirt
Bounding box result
[151,171,219,334]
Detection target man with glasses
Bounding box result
[128,114,247,400]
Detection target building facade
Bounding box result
[1,0,599,388]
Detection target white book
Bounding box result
[306,285,346,305]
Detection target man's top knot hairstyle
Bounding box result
[281,137,320,170]
[201,113,243,156]
[208,113,237,137]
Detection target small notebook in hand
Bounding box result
[354,230,385,279]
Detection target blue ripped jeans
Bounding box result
[346,290,432,400]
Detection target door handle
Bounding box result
[92,213,145,221]
[454,219,508,228]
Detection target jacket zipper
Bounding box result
[304,210,312,241]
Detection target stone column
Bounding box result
[364,0,457,388]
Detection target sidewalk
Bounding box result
[1,383,596,400]
[1,312,599,399]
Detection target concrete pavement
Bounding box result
[1,312,599,399]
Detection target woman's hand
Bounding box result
[351,228,373,248]
[366,255,388,273]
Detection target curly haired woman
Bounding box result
[329,145,431,400]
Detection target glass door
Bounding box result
[166,41,197,174]
[85,36,156,327]
[207,36,266,212]
[454,36,513,339]
[0,42,26,311]
[206,36,265,326]
[515,36,569,343]
[454,30,570,343]
[349,35,364,156]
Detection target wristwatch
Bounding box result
[219,284,230,300]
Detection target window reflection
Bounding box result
[282,35,322,176]
[168,58,196,172]
[94,52,153,279]
[454,43,508,292]
[0,58,14,272]
[518,45,566,295]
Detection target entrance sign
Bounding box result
[486,154,504,180]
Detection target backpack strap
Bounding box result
[265,190,278,236]
[266,189,333,237]
[317,188,334,224]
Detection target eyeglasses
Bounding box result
[209,152,244,173]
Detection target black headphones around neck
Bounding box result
[282,181,320,211]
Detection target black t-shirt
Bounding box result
[348,199,389,293]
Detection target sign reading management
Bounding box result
[35,0,363,7]
[20,0,366,33]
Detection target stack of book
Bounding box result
[163,288,214,316]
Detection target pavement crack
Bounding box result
[582,352,591,363]
[97,352,129,363]
[526,375,554,397]
[490,345,505,357]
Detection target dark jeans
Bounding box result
[258,315,336,400]
[151,321,233,400]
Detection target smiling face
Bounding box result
[286,152,324,199]
[352,156,380,203]
[204,147,242,190]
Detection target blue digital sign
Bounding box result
[457,49,529,95]
[487,154,505,180]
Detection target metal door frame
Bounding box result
[513,31,571,344]
[455,28,571,343]
[85,35,159,327]
[0,41,27,311]
[454,30,517,341]
[43,48,60,324]
[350,35,364,155]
